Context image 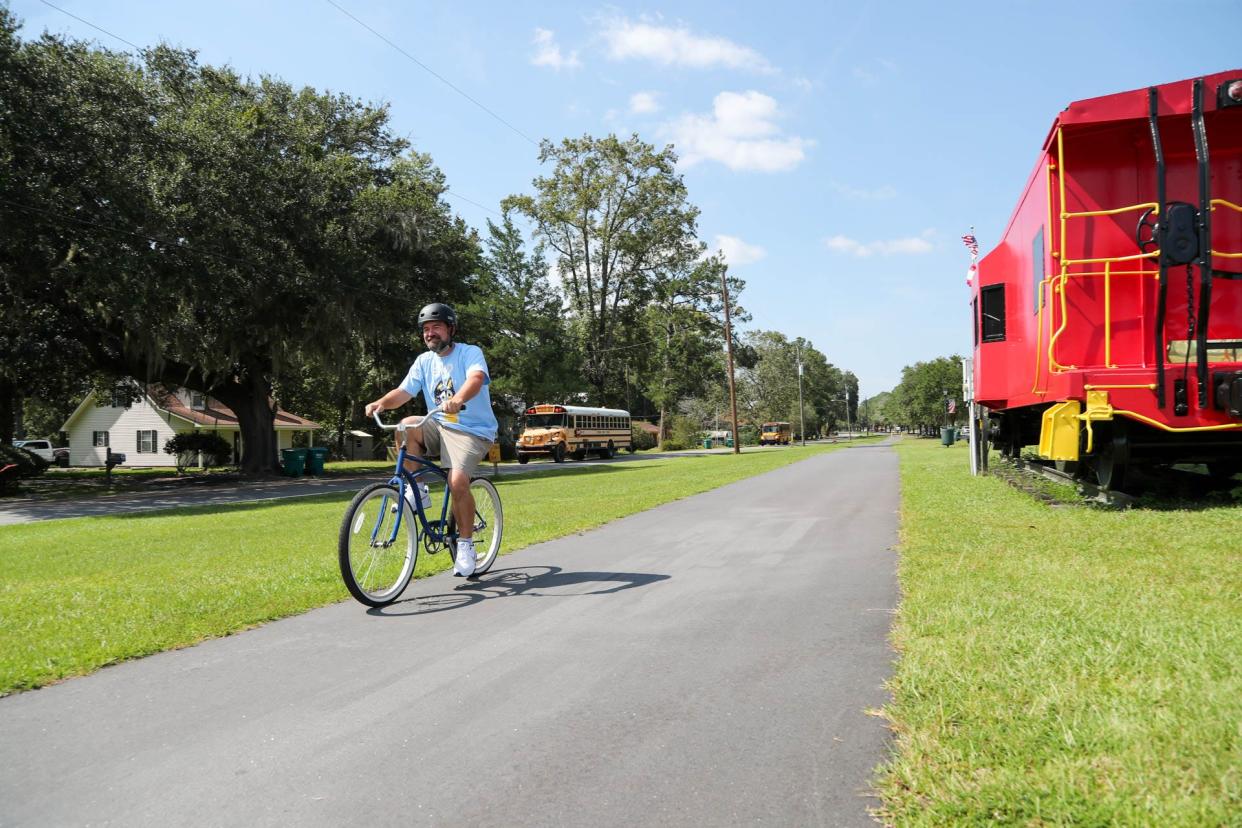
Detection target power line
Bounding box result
[325,0,539,147]
[38,0,142,51]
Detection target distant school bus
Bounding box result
[759,421,792,446]
[517,404,634,463]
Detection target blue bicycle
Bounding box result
[338,406,504,607]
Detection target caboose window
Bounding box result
[972,297,979,345]
[981,285,1006,342]
[1032,227,1045,314]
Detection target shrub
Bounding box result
[631,424,657,451]
[163,432,232,473]
[0,444,50,493]
[659,440,688,452]
[668,415,703,449]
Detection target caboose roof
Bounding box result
[1044,68,1241,147]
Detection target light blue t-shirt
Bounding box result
[398,343,498,441]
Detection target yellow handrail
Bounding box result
[1084,384,1157,390]
[1113,409,1242,433]
[1104,260,1113,367]
[1049,273,1074,372]
[1211,199,1242,258]
[1063,202,1158,218]
[1062,252,1161,266]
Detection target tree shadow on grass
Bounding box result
[366,565,670,617]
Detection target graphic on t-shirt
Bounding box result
[433,376,455,408]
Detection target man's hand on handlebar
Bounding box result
[364,401,384,418]
[442,396,465,415]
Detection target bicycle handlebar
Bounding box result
[372,403,465,432]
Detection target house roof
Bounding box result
[146,386,319,430]
[61,385,319,432]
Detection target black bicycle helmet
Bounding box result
[417,302,457,329]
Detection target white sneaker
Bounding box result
[403,483,431,512]
[453,539,477,578]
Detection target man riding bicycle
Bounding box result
[364,303,498,577]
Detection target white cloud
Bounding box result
[600,16,772,72]
[629,91,660,114]
[714,234,766,266]
[824,231,935,257]
[831,181,898,200]
[666,91,810,172]
[792,75,814,92]
[531,28,580,71]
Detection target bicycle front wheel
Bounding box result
[449,477,503,575]
[339,483,418,606]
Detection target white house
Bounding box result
[60,385,319,467]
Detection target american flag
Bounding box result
[948,399,957,414]
[961,232,979,258]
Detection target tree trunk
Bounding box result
[213,372,280,476]
[0,380,15,444]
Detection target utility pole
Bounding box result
[796,343,805,446]
[721,269,741,455]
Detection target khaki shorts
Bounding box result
[411,415,492,478]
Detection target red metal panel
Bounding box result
[974,69,1242,432]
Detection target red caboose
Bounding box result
[971,70,1242,489]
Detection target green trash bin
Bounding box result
[306,446,329,476]
[940,427,956,446]
[703,437,713,449]
[281,448,308,476]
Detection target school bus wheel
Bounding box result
[553,442,566,463]
[517,452,530,465]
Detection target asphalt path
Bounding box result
[0,445,794,526]
[0,441,899,826]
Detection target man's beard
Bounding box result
[426,336,450,354]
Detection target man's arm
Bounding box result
[365,388,414,418]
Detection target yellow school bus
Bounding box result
[517,404,633,463]
[759,421,792,446]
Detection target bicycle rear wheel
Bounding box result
[448,477,503,576]
[339,482,418,606]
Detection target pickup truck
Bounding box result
[14,440,70,466]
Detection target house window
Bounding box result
[136,430,158,453]
[93,431,110,447]
[981,284,1007,342]
[191,392,206,410]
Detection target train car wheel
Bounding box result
[1090,423,1131,491]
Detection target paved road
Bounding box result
[0,441,899,826]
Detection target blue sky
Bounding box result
[10,0,1241,399]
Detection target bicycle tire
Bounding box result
[339,482,418,606]
[447,476,504,576]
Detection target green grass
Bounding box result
[0,441,879,695]
[878,439,1242,826]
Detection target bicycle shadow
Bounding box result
[367,565,670,617]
